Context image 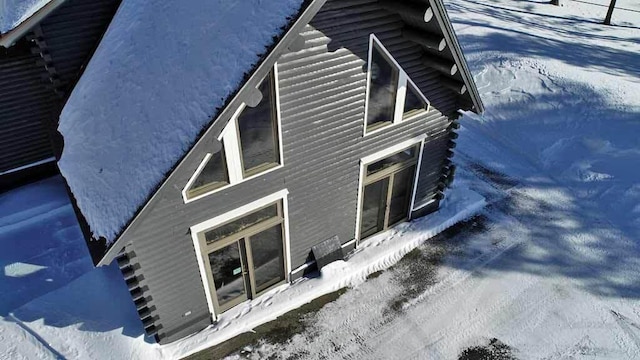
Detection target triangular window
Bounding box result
[365,35,430,134]
[403,80,428,119]
[186,144,230,198]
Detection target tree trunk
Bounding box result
[604,0,617,25]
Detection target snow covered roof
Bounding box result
[57,0,307,242]
[0,0,66,46]
[1,0,49,32]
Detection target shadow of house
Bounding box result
[0,176,148,341]
[0,176,92,316]
[10,263,148,340]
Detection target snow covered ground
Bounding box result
[1,0,639,359]
[0,171,485,360]
[227,0,640,358]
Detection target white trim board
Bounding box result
[363,34,431,137]
[0,157,56,176]
[190,189,291,319]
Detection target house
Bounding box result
[0,0,121,190]
[5,0,483,345]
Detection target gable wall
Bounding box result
[121,0,460,344]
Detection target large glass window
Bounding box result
[359,144,420,241]
[364,35,431,134]
[187,147,229,198]
[366,43,399,130]
[237,71,281,177]
[197,199,287,314]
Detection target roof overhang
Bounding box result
[0,0,67,48]
[428,0,484,114]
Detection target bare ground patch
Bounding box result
[183,289,346,360]
[458,338,518,360]
[385,215,488,314]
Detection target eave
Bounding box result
[0,0,68,48]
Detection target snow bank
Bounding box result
[57,0,305,242]
[0,0,51,33]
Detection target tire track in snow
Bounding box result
[5,314,65,360]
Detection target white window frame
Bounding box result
[190,189,292,319]
[182,63,285,204]
[353,135,427,244]
[363,34,431,137]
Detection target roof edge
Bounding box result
[0,0,68,48]
[94,0,328,266]
[429,0,484,114]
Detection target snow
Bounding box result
[0,176,93,316]
[0,170,485,359]
[0,0,51,33]
[2,0,639,358]
[57,0,306,242]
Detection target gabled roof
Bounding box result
[0,0,66,47]
[57,0,484,266]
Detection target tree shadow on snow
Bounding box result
[447,1,640,77]
[417,1,640,300]
[443,85,640,300]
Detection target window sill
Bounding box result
[363,119,399,137]
[183,163,284,204]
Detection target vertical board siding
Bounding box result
[121,0,459,343]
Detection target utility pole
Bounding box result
[604,0,617,25]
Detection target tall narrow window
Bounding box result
[187,146,229,198]
[237,71,281,177]
[366,43,399,130]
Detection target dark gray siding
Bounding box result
[0,0,120,180]
[37,0,122,97]
[119,0,462,344]
[0,39,57,174]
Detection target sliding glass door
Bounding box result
[197,201,287,314]
[359,145,419,241]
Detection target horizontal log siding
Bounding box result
[38,0,121,95]
[0,48,56,173]
[120,0,458,343]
